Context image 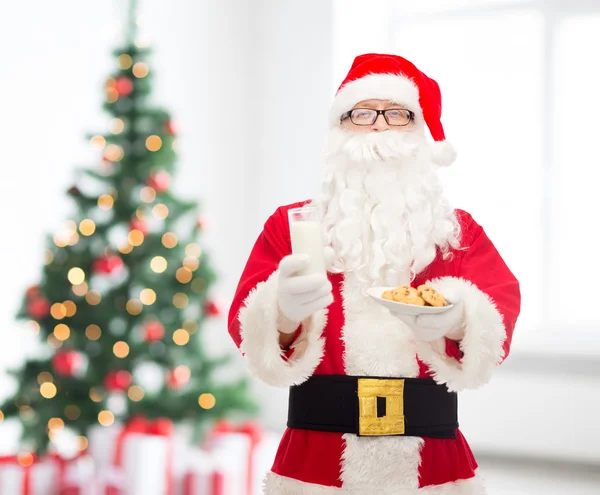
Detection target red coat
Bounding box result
[228,202,520,494]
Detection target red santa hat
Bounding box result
[329,53,457,167]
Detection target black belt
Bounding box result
[288,375,458,438]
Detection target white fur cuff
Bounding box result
[238,270,327,387]
[416,277,506,392]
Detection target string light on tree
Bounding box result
[85,291,102,306]
[104,144,125,162]
[162,232,177,248]
[117,54,133,69]
[98,194,115,210]
[40,382,57,399]
[146,135,162,152]
[185,243,202,258]
[198,393,216,410]
[126,299,143,315]
[53,324,70,341]
[89,388,104,403]
[176,267,193,284]
[110,118,125,134]
[50,303,67,320]
[150,256,167,273]
[152,204,169,220]
[27,320,41,335]
[172,293,189,309]
[113,341,130,358]
[140,186,156,203]
[37,372,53,385]
[128,385,144,402]
[68,268,86,285]
[78,436,89,451]
[140,288,156,305]
[98,410,115,427]
[63,300,77,317]
[72,282,89,297]
[90,136,106,150]
[172,329,189,346]
[86,324,102,341]
[132,62,149,78]
[79,219,96,236]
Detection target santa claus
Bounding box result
[228,53,520,494]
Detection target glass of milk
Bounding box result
[288,206,326,276]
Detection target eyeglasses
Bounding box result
[341,108,415,126]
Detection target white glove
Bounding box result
[276,252,334,333]
[390,299,466,342]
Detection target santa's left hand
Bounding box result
[390,299,466,342]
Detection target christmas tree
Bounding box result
[0,0,256,453]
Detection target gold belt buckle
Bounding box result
[357,378,405,436]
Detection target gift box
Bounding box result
[0,455,62,495]
[89,416,174,495]
[180,449,228,495]
[203,421,278,495]
[59,454,97,495]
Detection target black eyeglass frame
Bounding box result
[340,108,415,126]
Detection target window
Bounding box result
[378,0,599,350]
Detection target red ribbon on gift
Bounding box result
[111,416,174,495]
[209,420,264,495]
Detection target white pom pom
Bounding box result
[430,140,457,167]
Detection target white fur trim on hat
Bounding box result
[329,73,422,127]
[429,140,457,167]
[238,270,327,387]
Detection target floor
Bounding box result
[477,456,600,494]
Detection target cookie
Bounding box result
[390,286,425,306]
[417,285,447,307]
[381,290,395,301]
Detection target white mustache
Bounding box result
[325,128,424,163]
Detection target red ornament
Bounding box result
[115,77,134,96]
[196,216,210,230]
[166,365,190,390]
[25,286,40,299]
[52,350,86,377]
[93,254,124,275]
[27,297,51,319]
[129,219,148,235]
[143,321,165,342]
[164,120,176,136]
[146,171,171,193]
[204,299,223,317]
[104,370,132,392]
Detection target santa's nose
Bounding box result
[371,114,389,132]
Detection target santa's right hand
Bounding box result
[276,254,334,331]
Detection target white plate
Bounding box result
[366,287,454,315]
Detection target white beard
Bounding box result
[313,127,461,287]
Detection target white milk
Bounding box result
[290,221,326,276]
